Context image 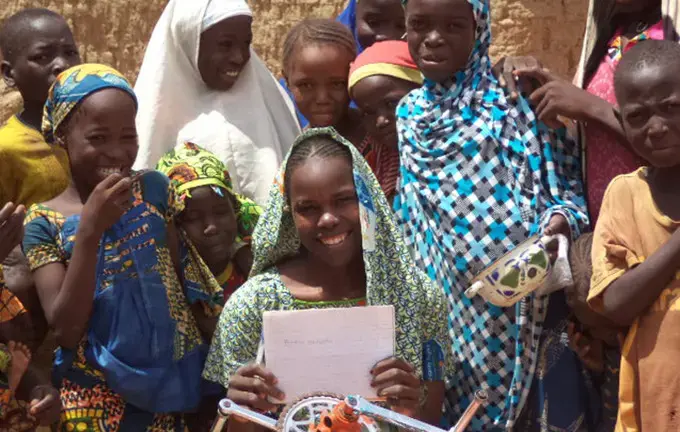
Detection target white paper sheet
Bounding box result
[263,305,395,403]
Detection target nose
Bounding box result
[647,116,669,139]
[315,86,331,104]
[424,30,444,47]
[204,220,218,237]
[317,211,339,229]
[228,48,245,66]
[51,56,69,76]
[376,113,390,131]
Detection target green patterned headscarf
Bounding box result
[249,127,453,379]
[156,142,262,238]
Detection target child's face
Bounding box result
[179,186,238,271]
[618,63,680,168]
[287,44,354,127]
[1,16,80,106]
[288,155,362,269]
[356,0,406,50]
[62,89,138,192]
[198,15,252,91]
[351,75,418,149]
[405,0,475,83]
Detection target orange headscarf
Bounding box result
[348,40,423,91]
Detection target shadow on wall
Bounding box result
[0,0,588,124]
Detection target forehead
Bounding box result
[407,0,474,19]
[618,62,680,104]
[289,154,353,188]
[12,16,74,53]
[290,44,354,76]
[73,88,137,123]
[202,15,252,39]
[358,0,404,13]
[352,75,413,101]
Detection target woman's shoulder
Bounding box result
[24,203,66,229]
[225,268,292,310]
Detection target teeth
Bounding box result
[319,233,348,246]
[223,71,239,78]
[98,167,124,176]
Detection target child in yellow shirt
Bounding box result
[589,39,680,431]
[0,8,81,206]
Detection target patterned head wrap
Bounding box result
[396,0,588,427]
[42,63,137,144]
[249,126,452,379]
[156,142,262,239]
[348,40,423,91]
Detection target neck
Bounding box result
[17,103,45,131]
[208,255,232,279]
[303,249,367,299]
[648,166,680,191]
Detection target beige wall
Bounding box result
[0,0,588,123]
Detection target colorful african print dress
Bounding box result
[0,269,38,432]
[395,1,592,430]
[203,128,452,407]
[22,171,221,431]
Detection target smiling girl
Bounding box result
[22,64,222,430]
[396,0,592,430]
[282,19,367,149]
[134,0,300,206]
[203,128,451,431]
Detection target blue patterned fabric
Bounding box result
[23,171,220,416]
[395,0,590,429]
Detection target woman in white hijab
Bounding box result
[134,0,300,206]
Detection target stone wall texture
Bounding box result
[0,0,589,123]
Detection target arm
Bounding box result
[31,228,100,348]
[516,67,626,141]
[599,229,680,326]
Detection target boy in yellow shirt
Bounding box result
[0,8,81,206]
[589,39,680,431]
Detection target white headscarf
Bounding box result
[133,0,300,205]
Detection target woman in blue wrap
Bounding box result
[396,0,599,430]
[22,64,222,431]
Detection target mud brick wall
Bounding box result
[0,0,588,123]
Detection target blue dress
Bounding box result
[23,171,221,431]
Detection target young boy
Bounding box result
[0,8,81,207]
[589,39,680,431]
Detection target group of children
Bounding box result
[0,0,677,430]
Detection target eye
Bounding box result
[408,18,426,32]
[86,134,106,143]
[661,100,680,114]
[294,203,318,215]
[331,81,347,90]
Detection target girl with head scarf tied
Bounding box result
[397,0,594,430]
[348,40,422,203]
[156,141,262,302]
[22,64,223,430]
[203,128,452,429]
[134,0,300,206]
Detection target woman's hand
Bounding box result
[371,357,422,417]
[0,202,26,263]
[79,173,133,237]
[544,214,570,263]
[514,67,612,129]
[492,56,543,100]
[28,384,62,426]
[568,322,604,373]
[227,364,284,413]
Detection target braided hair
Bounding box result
[282,18,357,76]
[284,134,353,202]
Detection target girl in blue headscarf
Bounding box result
[22,64,222,430]
[396,0,598,430]
[281,0,405,128]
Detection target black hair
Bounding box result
[613,39,680,102]
[284,133,353,202]
[0,8,68,62]
[583,0,664,85]
[281,18,356,76]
